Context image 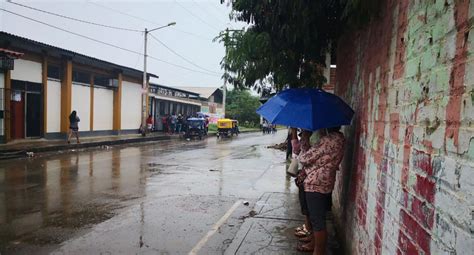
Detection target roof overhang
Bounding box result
[149,93,202,106]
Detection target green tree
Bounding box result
[225,89,261,126]
[216,0,380,92]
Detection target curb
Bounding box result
[0,130,263,160]
[0,135,172,160]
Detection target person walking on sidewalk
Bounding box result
[298,126,345,255]
[67,110,80,144]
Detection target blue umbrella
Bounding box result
[256,88,354,131]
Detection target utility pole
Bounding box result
[140,22,176,135]
[222,76,226,118]
[141,28,148,135]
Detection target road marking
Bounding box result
[188,200,242,255]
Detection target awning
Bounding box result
[149,93,202,106]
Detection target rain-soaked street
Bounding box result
[0,132,310,254]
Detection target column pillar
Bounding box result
[42,56,48,136]
[4,70,11,142]
[113,73,122,131]
[90,74,94,131]
[60,59,72,133]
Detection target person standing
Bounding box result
[177,114,184,133]
[291,129,313,251]
[298,126,345,255]
[146,114,154,133]
[170,113,177,134]
[67,110,80,144]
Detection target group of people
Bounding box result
[288,126,345,255]
[66,110,211,144]
[261,120,277,134]
[155,113,209,135]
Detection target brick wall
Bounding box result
[333,0,473,254]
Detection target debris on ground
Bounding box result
[267,141,287,151]
[243,201,250,206]
[209,169,219,172]
[26,152,34,157]
[239,210,257,220]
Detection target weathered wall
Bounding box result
[333,0,473,254]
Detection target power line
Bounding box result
[191,0,227,24]
[7,0,142,32]
[149,33,220,75]
[174,0,221,32]
[88,1,213,41]
[0,8,221,77]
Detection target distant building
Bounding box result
[178,86,224,123]
[0,32,157,143]
[148,83,202,130]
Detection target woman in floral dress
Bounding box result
[298,126,345,255]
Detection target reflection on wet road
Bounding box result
[0,132,296,254]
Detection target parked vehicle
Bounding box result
[217,119,239,138]
[185,118,206,139]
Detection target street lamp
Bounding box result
[141,22,176,135]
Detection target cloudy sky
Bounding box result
[0,0,244,88]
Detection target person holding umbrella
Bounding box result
[297,126,345,254]
[257,88,353,254]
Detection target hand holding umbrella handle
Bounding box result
[290,128,297,139]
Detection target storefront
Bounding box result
[148,84,201,131]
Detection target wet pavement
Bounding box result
[0,132,340,254]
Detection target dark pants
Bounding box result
[299,187,308,215]
[306,192,332,231]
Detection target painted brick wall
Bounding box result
[333,0,474,254]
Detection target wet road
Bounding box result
[0,132,298,254]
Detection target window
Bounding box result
[72,70,90,84]
[94,75,110,87]
[47,64,62,79]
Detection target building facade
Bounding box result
[179,86,224,123]
[0,32,156,143]
[148,84,202,131]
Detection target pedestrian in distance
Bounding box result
[170,113,177,135]
[146,114,153,133]
[297,126,345,254]
[67,110,80,144]
[177,114,184,133]
[162,115,168,133]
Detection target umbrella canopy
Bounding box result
[256,88,354,131]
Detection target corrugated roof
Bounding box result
[177,87,222,99]
[0,31,157,79]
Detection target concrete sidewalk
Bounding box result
[226,192,341,255]
[0,132,172,160]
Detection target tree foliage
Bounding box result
[225,89,261,126]
[217,0,380,92]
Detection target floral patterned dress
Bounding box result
[298,132,345,194]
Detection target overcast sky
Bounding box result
[0,0,244,88]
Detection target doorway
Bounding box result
[26,92,41,137]
[10,90,24,139]
[10,80,43,140]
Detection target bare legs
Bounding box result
[67,129,80,144]
[313,229,327,255]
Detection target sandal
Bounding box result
[296,242,314,252]
[298,234,313,243]
[295,224,306,233]
[294,229,310,238]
